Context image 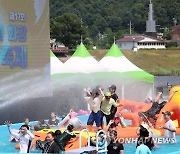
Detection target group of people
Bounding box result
[84,85,178,154]
[84,85,125,130]
[135,109,176,154]
[5,111,80,153]
[4,84,178,154]
[135,90,178,154]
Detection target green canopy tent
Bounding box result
[98,43,154,100]
[99,43,154,83]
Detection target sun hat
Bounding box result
[105,92,111,97]
[162,111,171,116]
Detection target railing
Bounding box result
[79,129,90,148]
[50,47,68,53]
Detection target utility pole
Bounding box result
[130,20,132,35]
[81,18,83,27]
[114,36,116,44]
[80,18,83,43]
[98,32,101,40]
[81,35,82,43]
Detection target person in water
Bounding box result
[90,130,107,154]
[32,120,50,131]
[55,124,76,151]
[107,130,124,154]
[135,137,152,154]
[139,90,178,125]
[48,112,59,127]
[5,121,34,153]
[38,132,61,153]
[9,118,32,142]
[58,109,83,130]
[159,111,176,140]
[136,123,154,151]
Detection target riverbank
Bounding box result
[89,49,180,76]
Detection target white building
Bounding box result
[116,34,166,50]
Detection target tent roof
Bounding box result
[64,43,106,73]
[72,43,91,58]
[105,43,124,57]
[99,43,154,83]
[50,50,67,75]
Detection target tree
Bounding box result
[163,31,171,40]
[49,0,180,49]
[50,13,88,49]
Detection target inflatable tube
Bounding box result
[15,131,47,149]
[15,130,94,151]
[65,136,87,151]
[15,125,180,150]
[121,112,140,127]
[116,100,151,127]
[15,144,20,149]
[117,100,151,113]
[15,137,88,151]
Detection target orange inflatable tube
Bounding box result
[117,100,151,113]
[116,100,151,127]
[15,131,88,151]
[15,131,47,150]
[116,127,138,138]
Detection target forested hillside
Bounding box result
[49,0,180,49]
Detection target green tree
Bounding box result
[51,13,88,49]
[49,0,180,49]
[163,31,171,40]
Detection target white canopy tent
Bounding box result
[63,43,106,73]
[98,43,154,100]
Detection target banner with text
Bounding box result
[0,0,51,105]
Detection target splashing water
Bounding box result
[0,69,52,108]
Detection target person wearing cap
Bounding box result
[160,111,176,139]
[84,87,104,129]
[109,85,119,120]
[101,92,122,125]
[107,130,124,154]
